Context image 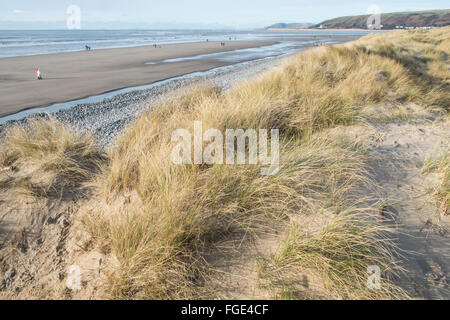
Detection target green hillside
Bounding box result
[316,9,450,29]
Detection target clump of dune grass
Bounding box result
[423,149,450,216]
[357,27,450,111]
[85,28,449,299]
[259,209,406,300]
[0,118,104,196]
[86,122,378,299]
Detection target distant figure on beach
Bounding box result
[221,42,226,46]
[35,69,42,80]
[85,45,91,51]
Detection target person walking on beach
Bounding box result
[35,69,42,80]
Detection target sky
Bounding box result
[0,0,449,29]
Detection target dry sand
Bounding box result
[0,41,275,117]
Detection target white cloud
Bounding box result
[12,9,25,14]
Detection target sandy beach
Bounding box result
[0,41,275,117]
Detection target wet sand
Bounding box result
[0,41,275,117]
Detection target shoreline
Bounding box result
[0,40,276,118]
